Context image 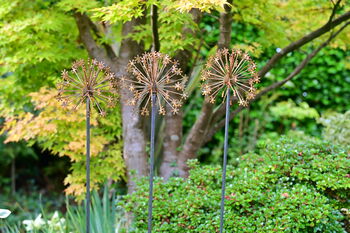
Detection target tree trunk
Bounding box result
[117,20,148,193]
[159,109,183,179]
[177,102,214,177]
[11,157,15,195]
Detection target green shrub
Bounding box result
[125,133,350,232]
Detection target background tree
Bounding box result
[1,0,349,194]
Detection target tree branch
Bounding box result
[86,18,117,60]
[205,21,350,142]
[259,11,350,78]
[151,4,160,52]
[74,12,115,68]
[173,8,202,72]
[218,0,233,50]
[327,0,342,24]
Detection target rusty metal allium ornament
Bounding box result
[202,49,260,233]
[56,59,118,116]
[121,51,188,116]
[201,48,259,106]
[122,51,187,233]
[56,59,117,233]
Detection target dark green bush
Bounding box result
[125,133,350,232]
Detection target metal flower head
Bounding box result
[201,48,260,107]
[121,51,188,116]
[56,59,117,116]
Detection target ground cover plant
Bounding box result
[125,132,350,232]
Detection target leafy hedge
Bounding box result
[125,133,350,232]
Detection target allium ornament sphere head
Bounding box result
[121,51,188,116]
[56,59,118,116]
[201,48,259,107]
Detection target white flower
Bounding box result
[22,220,34,231]
[23,214,45,231]
[47,211,66,230]
[0,209,11,218]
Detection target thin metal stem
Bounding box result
[148,93,157,233]
[86,98,91,233]
[220,88,230,233]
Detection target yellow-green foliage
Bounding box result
[0,0,85,69]
[91,0,350,55]
[0,0,125,199]
[92,0,227,24]
[270,99,319,120]
[0,0,87,116]
[57,0,101,13]
[172,0,227,13]
[129,2,199,54]
[92,0,201,54]
[91,0,145,23]
[232,0,350,49]
[1,88,124,200]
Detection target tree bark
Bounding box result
[218,0,233,50]
[75,13,147,193]
[117,19,148,193]
[74,13,115,67]
[160,109,183,179]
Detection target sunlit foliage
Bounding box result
[1,88,124,199]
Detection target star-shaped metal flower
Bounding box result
[56,59,118,116]
[121,52,188,115]
[201,48,259,106]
